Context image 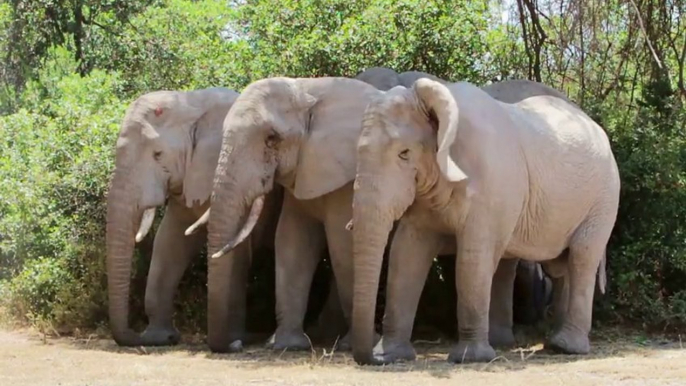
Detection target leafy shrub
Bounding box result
[601,81,686,329]
[0,47,123,328]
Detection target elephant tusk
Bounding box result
[535,263,544,281]
[135,208,156,243]
[211,195,265,259]
[185,209,210,236]
[345,219,354,231]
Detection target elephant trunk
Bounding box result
[351,190,394,365]
[206,144,256,351]
[105,170,143,346]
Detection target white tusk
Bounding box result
[211,195,265,259]
[345,219,354,231]
[185,209,210,236]
[535,263,544,281]
[135,208,156,243]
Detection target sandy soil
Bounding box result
[1,328,685,386]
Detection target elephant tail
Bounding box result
[596,252,607,295]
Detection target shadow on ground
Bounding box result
[52,326,685,379]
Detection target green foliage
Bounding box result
[601,83,686,328]
[230,0,491,82]
[105,0,246,92]
[0,0,156,112]
[0,46,123,327]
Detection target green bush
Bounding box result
[600,81,686,329]
[0,47,122,328]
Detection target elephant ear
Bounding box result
[183,91,239,207]
[292,89,365,200]
[413,79,468,182]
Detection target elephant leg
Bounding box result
[545,238,605,355]
[550,275,569,330]
[270,194,326,351]
[373,221,442,364]
[141,202,204,346]
[542,253,570,330]
[306,276,348,345]
[489,258,518,348]
[207,239,251,353]
[448,222,502,364]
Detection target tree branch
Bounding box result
[628,0,663,69]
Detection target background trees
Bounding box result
[0,0,684,335]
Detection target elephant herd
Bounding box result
[105,66,619,365]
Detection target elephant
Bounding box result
[349,78,620,365]
[356,70,585,342]
[107,87,289,349]
[354,67,448,91]
[196,76,384,352]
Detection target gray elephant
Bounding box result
[106,87,290,348]
[356,69,580,342]
[349,78,620,365]
[196,77,383,352]
[354,67,448,91]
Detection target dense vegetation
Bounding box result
[0,0,685,336]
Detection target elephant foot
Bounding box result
[139,325,181,346]
[228,340,244,352]
[447,340,496,364]
[335,331,380,352]
[489,325,515,348]
[266,330,311,351]
[545,327,590,355]
[371,337,416,364]
[208,333,246,353]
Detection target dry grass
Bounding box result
[1,327,686,386]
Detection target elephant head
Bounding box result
[106,87,238,346]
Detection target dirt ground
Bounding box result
[1,328,686,386]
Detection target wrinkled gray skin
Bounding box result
[357,69,585,344]
[205,77,383,352]
[482,79,607,331]
[105,87,341,348]
[350,78,620,365]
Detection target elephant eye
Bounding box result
[398,149,410,161]
[153,150,163,161]
[265,131,280,149]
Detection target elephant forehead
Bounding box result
[242,78,300,105]
[373,97,431,137]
